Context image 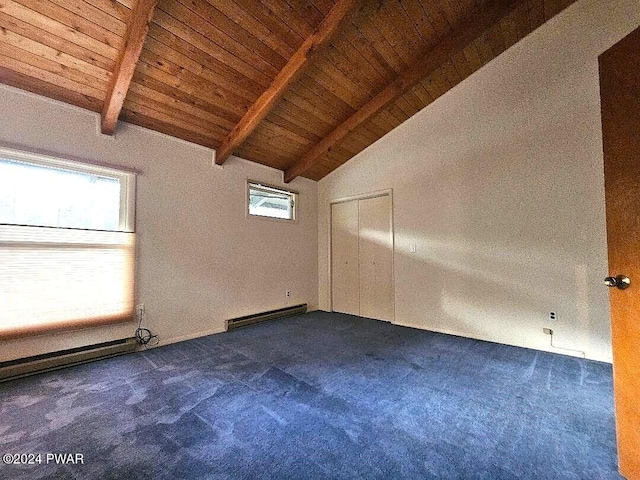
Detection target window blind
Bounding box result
[0,225,135,339]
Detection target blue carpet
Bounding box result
[0,311,620,479]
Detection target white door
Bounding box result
[331,194,394,321]
[331,201,359,315]
[358,195,394,321]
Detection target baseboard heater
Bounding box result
[0,337,137,383]
[226,304,307,331]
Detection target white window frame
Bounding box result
[0,147,136,232]
[246,180,298,222]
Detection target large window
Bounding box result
[0,148,136,339]
[247,181,297,221]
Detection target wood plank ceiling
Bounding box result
[0,0,577,181]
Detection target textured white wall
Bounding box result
[318,0,640,362]
[0,85,318,362]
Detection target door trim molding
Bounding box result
[330,188,392,205]
[328,189,395,321]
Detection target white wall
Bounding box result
[318,0,640,362]
[0,85,318,362]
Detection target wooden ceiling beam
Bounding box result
[101,0,158,135]
[284,0,523,183]
[214,0,362,166]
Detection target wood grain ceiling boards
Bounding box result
[0,0,577,181]
[102,0,157,134]
[214,0,362,166]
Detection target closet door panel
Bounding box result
[331,201,359,315]
[359,195,393,322]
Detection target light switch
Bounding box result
[410,244,416,253]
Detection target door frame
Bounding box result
[328,189,395,321]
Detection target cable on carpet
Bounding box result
[135,305,159,347]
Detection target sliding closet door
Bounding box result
[331,201,359,316]
[358,195,393,322]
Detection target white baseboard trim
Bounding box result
[392,320,605,363]
[153,324,226,348]
[146,308,317,350]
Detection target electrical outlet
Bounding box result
[137,303,145,315]
[549,311,557,321]
[543,327,553,335]
[286,290,291,297]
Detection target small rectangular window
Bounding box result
[247,181,297,221]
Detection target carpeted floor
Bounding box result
[0,311,620,479]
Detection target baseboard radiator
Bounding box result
[226,304,307,331]
[0,337,138,383]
